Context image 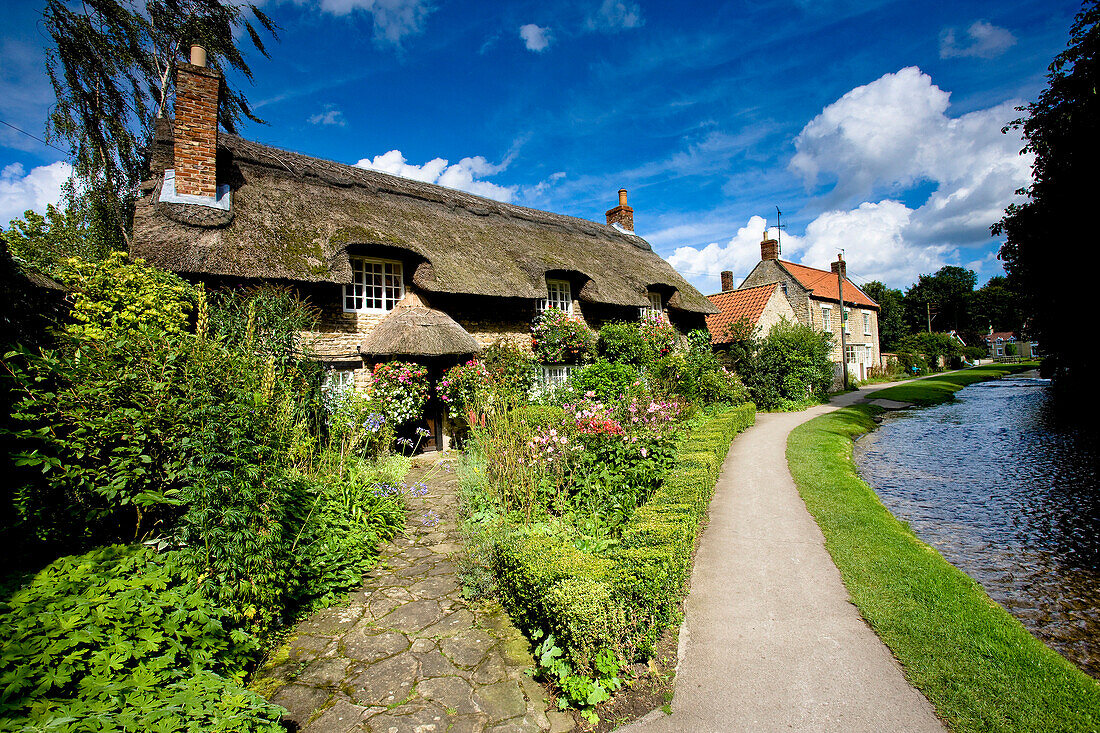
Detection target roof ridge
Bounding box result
[705,281,776,298]
[218,133,649,248]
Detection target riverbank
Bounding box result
[787,365,1100,732]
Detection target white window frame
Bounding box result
[344,257,404,313]
[821,305,833,333]
[539,364,577,390]
[538,279,573,316]
[863,312,871,335]
[321,368,356,405]
[640,291,663,319]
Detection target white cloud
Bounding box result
[520,24,552,52]
[308,104,347,126]
[940,20,1016,59]
[354,149,517,202]
[0,161,72,228]
[584,0,643,32]
[290,0,433,44]
[789,67,1030,245]
[668,216,805,293]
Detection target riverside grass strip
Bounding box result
[492,403,756,672]
[787,369,1100,732]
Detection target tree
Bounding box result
[3,185,120,276]
[43,0,277,245]
[861,281,906,351]
[903,266,977,337]
[993,0,1098,407]
[971,276,1023,335]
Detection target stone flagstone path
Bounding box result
[254,456,571,733]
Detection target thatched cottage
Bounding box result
[131,48,716,447]
[707,232,881,385]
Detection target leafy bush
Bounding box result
[569,361,640,403]
[899,332,962,371]
[55,252,195,340]
[512,404,565,431]
[531,308,596,364]
[963,346,986,362]
[598,322,653,366]
[1004,342,1018,356]
[0,545,284,731]
[894,350,930,376]
[367,361,430,426]
[481,339,537,401]
[747,319,834,409]
[638,312,677,359]
[648,330,748,407]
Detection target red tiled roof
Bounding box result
[705,283,779,343]
[984,332,1017,343]
[778,260,879,309]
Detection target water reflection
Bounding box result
[854,375,1100,678]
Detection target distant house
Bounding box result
[708,232,881,384]
[984,332,1039,359]
[705,281,797,344]
[130,49,715,448]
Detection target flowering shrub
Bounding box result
[439,359,493,420]
[367,361,430,425]
[531,308,597,364]
[638,311,677,358]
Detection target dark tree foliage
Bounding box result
[993,0,1098,406]
[903,266,977,338]
[43,0,277,244]
[861,281,906,351]
[971,276,1024,335]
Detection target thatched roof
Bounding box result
[132,121,716,314]
[360,301,480,357]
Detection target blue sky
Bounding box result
[0,0,1081,294]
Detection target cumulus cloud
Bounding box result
[354,150,517,202]
[290,0,433,44]
[520,24,552,52]
[940,20,1016,59]
[584,0,643,32]
[308,104,347,126]
[0,161,72,228]
[789,66,1030,249]
[668,68,1031,290]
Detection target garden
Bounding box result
[441,308,757,720]
[0,254,434,731]
[0,258,847,728]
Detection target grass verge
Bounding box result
[867,362,1040,405]
[787,365,1100,732]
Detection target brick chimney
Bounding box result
[760,231,779,260]
[720,270,734,292]
[173,45,221,198]
[606,188,634,232]
[831,254,846,279]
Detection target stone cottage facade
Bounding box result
[130,49,716,445]
[710,233,881,385]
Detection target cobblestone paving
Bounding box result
[254,456,574,733]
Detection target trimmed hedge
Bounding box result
[491,403,756,671]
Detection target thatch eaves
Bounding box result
[359,303,481,357]
[132,123,716,315]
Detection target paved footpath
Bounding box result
[254,456,568,733]
[622,381,947,733]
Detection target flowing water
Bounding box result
[853,373,1100,677]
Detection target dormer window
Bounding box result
[539,279,572,316]
[640,291,663,319]
[345,257,404,313]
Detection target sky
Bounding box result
[0,0,1083,295]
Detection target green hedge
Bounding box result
[491,403,756,671]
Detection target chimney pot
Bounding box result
[721,271,734,292]
[760,232,779,261]
[831,255,847,278]
[606,189,635,232]
[190,45,207,67]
